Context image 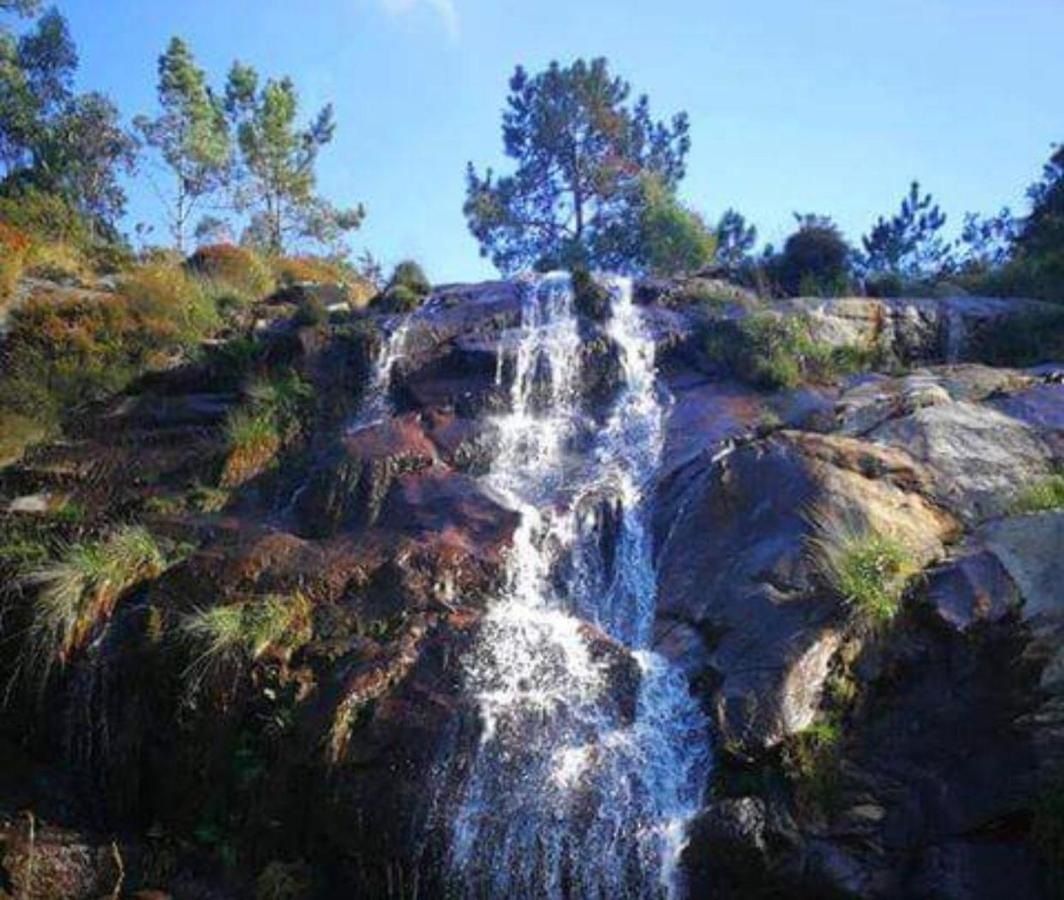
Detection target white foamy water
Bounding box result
[446,273,710,899]
[349,316,410,432]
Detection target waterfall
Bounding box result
[446,273,710,899]
[351,316,411,432]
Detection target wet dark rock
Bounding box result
[295,414,438,537]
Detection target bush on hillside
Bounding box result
[0,223,31,304]
[773,215,853,297]
[187,243,275,300]
[703,312,879,389]
[635,173,717,276]
[389,260,431,296]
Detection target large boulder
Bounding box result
[654,430,957,751]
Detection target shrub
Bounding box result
[20,526,165,678]
[187,244,275,300]
[220,408,281,488]
[292,294,328,327]
[810,514,916,625]
[0,222,31,304]
[704,312,875,390]
[119,262,219,344]
[0,292,154,422]
[389,259,431,296]
[1010,474,1064,514]
[375,283,423,314]
[968,307,1064,367]
[180,593,311,690]
[24,242,90,285]
[272,255,347,287]
[774,215,853,297]
[635,173,716,276]
[0,189,92,249]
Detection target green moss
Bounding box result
[783,720,843,815]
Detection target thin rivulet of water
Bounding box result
[350,316,411,433]
[447,273,710,899]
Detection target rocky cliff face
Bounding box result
[0,281,1061,898]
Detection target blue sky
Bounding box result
[34,0,1064,281]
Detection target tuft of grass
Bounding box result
[220,408,281,488]
[20,526,165,679]
[180,593,311,691]
[810,513,917,626]
[1010,474,1064,515]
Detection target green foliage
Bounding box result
[861,181,951,281]
[180,592,310,690]
[20,525,164,678]
[390,259,431,296]
[633,173,716,276]
[967,306,1064,367]
[292,293,327,327]
[134,37,230,252]
[464,57,690,273]
[1009,474,1064,515]
[0,8,136,229]
[186,243,275,300]
[225,64,364,255]
[220,406,280,487]
[715,208,758,272]
[810,515,916,625]
[773,214,853,297]
[703,312,877,390]
[372,259,432,313]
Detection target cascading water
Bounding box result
[446,273,710,898]
[351,317,411,432]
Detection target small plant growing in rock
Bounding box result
[180,593,311,691]
[1009,473,1064,515]
[809,513,916,626]
[20,526,165,680]
[220,408,281,488]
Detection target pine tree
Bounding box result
[134,37,230,252]
[464,57,690,273]
[225,64,363,255]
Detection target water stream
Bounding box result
[446,273,710,898]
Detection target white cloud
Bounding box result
[379,0,459,39]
